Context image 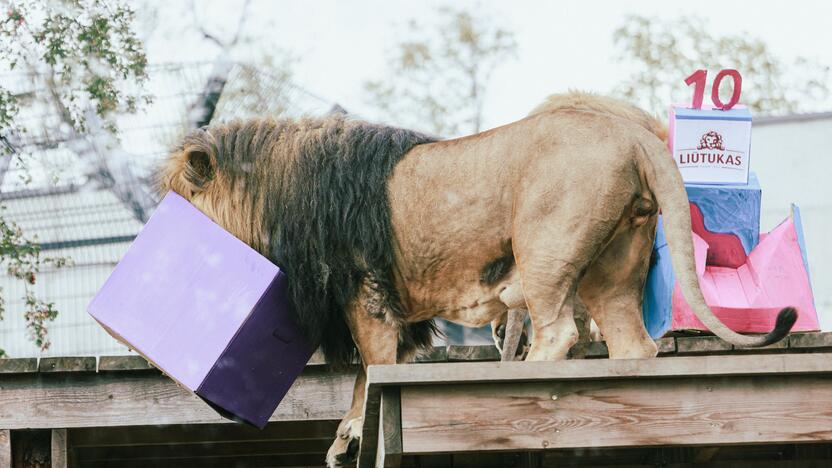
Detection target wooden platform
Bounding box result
[1,332,832,467]
[360,354,832,467]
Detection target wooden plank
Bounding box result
[539,443,832,465]
[97,356,155,372]
[307,348,327,366]
[414,454,452,467]
[366,353,832,387]
[789,332,832,349]
[399,374,832,454]
[668,462,832,468]
[0,430,10,468]
[38,357,96,373]
[51,429,67,468]
[693,446,720,462]
[582,338,676,358]
[583,341,609,358]
[657,337,677,355]
[414,347,448,363]
[516,452,542,468]
[0,367,356,429]
[452,452,529,467]
[69,420,339,447]
[359,381,384,468]
[0,359,37,374]
[76,452,328,467]
[447,345,500,362]
[730,337,791,352]
[377,387,402,467]
[74,438,333,461]
[675,336,732,354]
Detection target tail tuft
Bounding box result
[759,307,798,347]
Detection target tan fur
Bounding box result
[530,90,668,142]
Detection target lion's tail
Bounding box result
[635,136,797,347]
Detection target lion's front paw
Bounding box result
[326,416,363,467]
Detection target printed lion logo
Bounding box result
[697,131,725,151]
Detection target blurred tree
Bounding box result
[613,15,832,116]
[365,7,517,136]
[0,0,149,355]
[183,0,297,125]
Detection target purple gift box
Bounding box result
[88,191,314,428]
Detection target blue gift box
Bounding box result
[642,173,761,338]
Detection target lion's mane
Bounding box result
[161,115,438,367]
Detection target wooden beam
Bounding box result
[668,462,832,468]
[74,452,328,468]
[97,357,155,372]
[399,374,832,454]
[675,336,732,354]
[74,439,333,461]
[68,420,339,447]
[359,380,384,468]
[375,387,402,468]
[0,430,10,468]
[38,358,96,373]
[447,345,500,362]
[366,353,832,387]
[0,367,356,429]
[414,347,448,363]
[0,359,37,374]
[585,337,676,359]
[50,429,67,468]
[693,446,720,462]
[790,332,832,349]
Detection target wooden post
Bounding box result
[0,430,10,468]
[10,430,50,468]
[50,430,67,468]
[517,452,542,468]
[375,387,402,468]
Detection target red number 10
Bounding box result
[684,69,742,111]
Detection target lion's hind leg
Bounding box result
[513,219,622,362]
[513,168,636,362]
[326,298,399,467]
[579,214,659,359]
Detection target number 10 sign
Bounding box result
[668,69,752,185]
[685,69,743,110]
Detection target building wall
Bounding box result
[0,190,140,358]
[752,117,832,330]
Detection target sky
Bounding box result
[143,0,832,131]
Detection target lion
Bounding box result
[158,95,796,467]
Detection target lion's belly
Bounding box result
[400,264,522,327]
[435,298,507,327]
[404,283,510,327]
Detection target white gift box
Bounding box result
[668,105,752,185]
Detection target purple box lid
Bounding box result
[88,191,313,428]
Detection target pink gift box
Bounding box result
[644,206,819,336]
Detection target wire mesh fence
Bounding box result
[0,61,338,357]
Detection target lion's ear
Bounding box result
[182,147,215,192]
